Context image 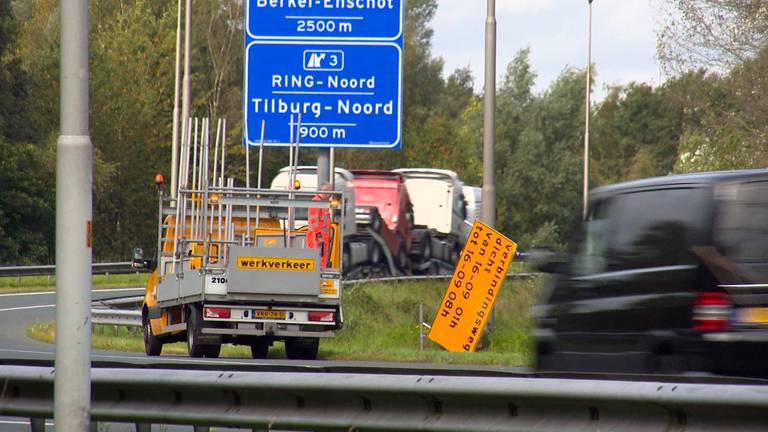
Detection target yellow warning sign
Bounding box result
[428,220,517,352]
[236,256,315,272]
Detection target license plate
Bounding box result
[738,307,768,324]
[253,309,286,319]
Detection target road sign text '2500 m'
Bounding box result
[244,41,402,148]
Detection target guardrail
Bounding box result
[92,308,142,327]
[0,365,766,431]
[86,273,537,330]
[0,262,140,277]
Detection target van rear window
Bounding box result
[609,187,710,270]
[715,181,768,262]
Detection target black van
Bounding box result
[534,170,768,376]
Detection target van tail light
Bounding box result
[204,307,231,319]
[693,292,732,331]
[308,311,335,322]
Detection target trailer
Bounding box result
[135,119,344,360]
[394,168,470,270]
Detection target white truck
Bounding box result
[393,168,471,270]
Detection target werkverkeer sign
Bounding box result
[244,0,403,149]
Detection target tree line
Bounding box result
[0,0,765,264]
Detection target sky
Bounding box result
[431,0,665,99]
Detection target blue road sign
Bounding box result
[244,40,401,148]
[247,0,403,41]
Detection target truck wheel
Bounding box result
[143,315,162,357]
[285,337,319,360]
[250,337,270,359]
[397,245,408,270]
[186,306,206,358]
[370,212,382,232]
[422,233,432,261]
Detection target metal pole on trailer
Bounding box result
[170,0,183,199]
[55,0,92,429]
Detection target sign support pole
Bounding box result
[55,0,93,430]
[318,149,331,187]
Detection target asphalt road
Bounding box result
[0,287,529,431]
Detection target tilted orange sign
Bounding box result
[428,220,517,352]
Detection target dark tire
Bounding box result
[186,306,206,358]
[250,337,270,359]
[421,233,432,261]
[342,245,351,271]
[397,245,408,270]
[450,241,462,264]
[203,343,221,359]
[285,337,319,360]
[369,242,382,264]
[143,315,162,357]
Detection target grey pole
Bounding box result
[170,0,183,198]
[55,0,92,430]
[481,0,496,228]
[318,148,331,186]
[583,0,593,220]
[181,0,192,148]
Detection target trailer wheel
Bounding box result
[369,242,382,264]
[203,343,221,359]
[143,314,162,357]
[186,306,206,358]
[250,337,270,359]
[285,337,319,360]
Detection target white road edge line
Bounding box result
[0,304,55,312]
[0,287,143,298]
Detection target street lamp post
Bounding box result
[481,0,496,228]
[583,0,593,220]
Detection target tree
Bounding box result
[658,0,768,73]
[496,67,586,250]
[590,82,684,185]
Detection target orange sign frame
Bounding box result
[428,220,517,352]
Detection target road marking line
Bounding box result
[0,304,55,312]
[0,287,143,298]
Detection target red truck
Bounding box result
[349,170,415,275]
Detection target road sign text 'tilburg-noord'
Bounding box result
[244,0,403,149]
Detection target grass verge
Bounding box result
[0,273,149,295]
[27,277,539,366]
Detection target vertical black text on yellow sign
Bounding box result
[428,220,517,352]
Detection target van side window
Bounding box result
[609,187,709,270]
[715,181,768,263]
[571,199,614,275]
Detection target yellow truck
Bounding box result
[134,121,344,360]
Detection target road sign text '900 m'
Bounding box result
[244,0,403,149]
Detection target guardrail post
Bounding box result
[193,426,210,432]
[135,423,151,432]
[419,303,424,351]
[30,417,45,432]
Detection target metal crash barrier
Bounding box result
[1,365,767,431]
